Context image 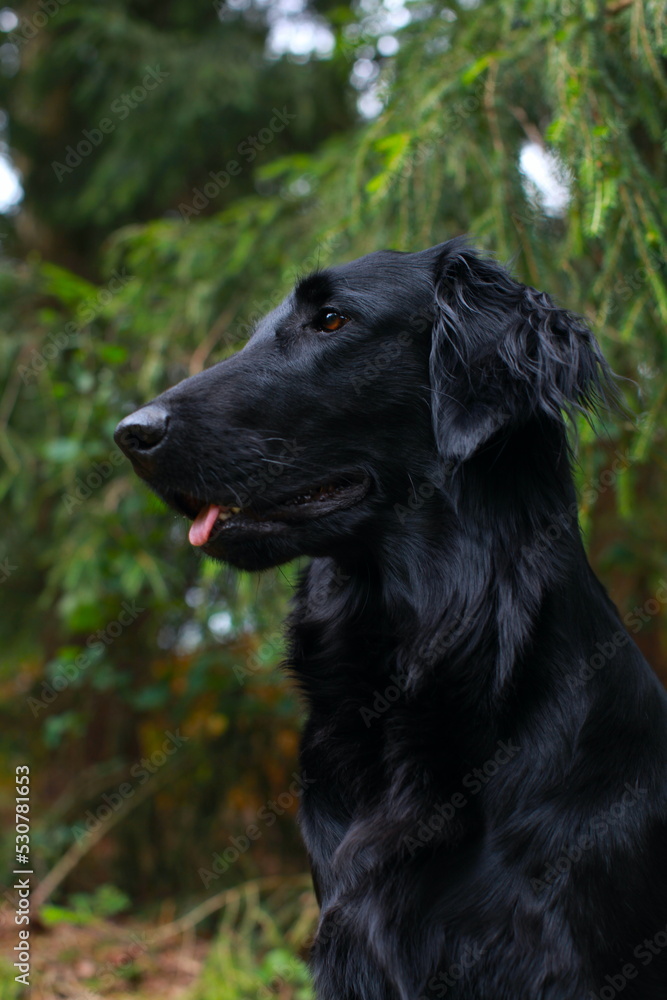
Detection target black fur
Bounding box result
[115,239,667,999]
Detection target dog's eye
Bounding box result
[313,309,349,333]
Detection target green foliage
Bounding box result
[188,880,316,1000]
[0,963,21,1000]
[41,883,132,926]
[193,945,313,1000]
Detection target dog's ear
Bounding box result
[425,240,614,464]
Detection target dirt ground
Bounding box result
[1,918,210,1000]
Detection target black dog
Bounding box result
[115,240,667,999]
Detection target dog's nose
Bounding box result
[114,405,169,466]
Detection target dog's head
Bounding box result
[115,238,613,570]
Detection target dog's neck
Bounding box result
[290,418,589,714]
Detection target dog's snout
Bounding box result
[114,404,170,467]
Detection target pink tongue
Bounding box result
[189,504,222,547]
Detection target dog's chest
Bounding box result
[295,662,479,907]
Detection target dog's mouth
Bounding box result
[171,474,371,548]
